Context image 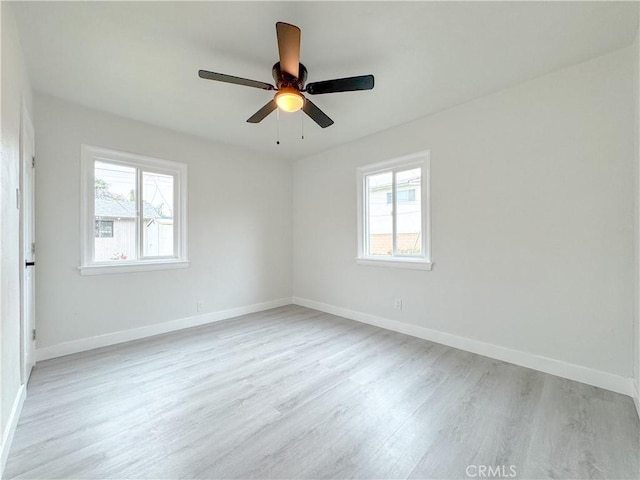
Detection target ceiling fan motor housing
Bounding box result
[273,62,307,91]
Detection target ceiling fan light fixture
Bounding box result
[275,88,304,112]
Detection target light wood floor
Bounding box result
[5,305,640,479]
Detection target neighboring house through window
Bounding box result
[357,151,432,270]
[80,145,188,275]
[94,220,114,238]
[386,188,416,204]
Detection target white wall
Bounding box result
[293,46,636,381]
[34,94,292,350]
[1,1,33,466]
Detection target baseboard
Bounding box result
[1,384,26,476]
[36,297,292,361]
[35,295,637,400]
[292,297,635,397]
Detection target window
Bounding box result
[80,145,188,275]
[357,151,431,270]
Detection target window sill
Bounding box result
[79,260,190,276]
[355,257,433,271]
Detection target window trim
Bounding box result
[356,151,432,270]
[79,145,188,275]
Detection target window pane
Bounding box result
[94,161,137,261]
[396,168,422,255]
[367,171,393,256]
[142,172,174,257]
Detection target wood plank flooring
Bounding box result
[4,305,639,479]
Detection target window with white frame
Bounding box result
[80,145,188,275]
[357,151,431,270]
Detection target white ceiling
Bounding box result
[11,1,639,160]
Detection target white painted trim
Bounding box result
[1,384,26,476]
[356,150,432,266]
[79,260,190,276]
[36,297,292,361]
[292,296,635,397]
[19,98,36,383]
[79,144,188,270]
[355,257,433,270]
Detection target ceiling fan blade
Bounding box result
[247,100,278,124]
[306,75,374,95]
[302,98,334,128]
[276,22,301,78]
[199,70,275,90]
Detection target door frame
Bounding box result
[19,99,35,384]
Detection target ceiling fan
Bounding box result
[198,22,375,129]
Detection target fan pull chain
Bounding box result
[276,109,280,145]
[301,112,304,140]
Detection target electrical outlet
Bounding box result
[197,300,204,312]
[394,298,402,311]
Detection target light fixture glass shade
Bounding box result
[275,88,304,112]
